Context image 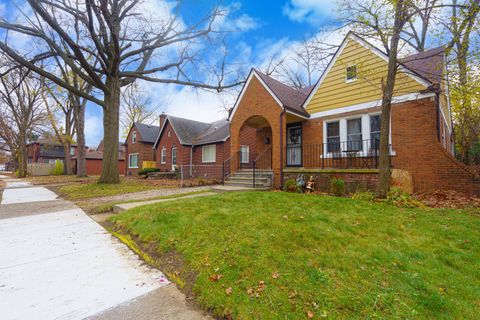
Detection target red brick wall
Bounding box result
[72,159,125,175]
[391,97,479,195]
[154,121,190,171]
[284,171,379,193]
[125,127,155,176]
[230,76,286,187]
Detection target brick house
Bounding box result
[124,123,160,176]
[226,32,479,195]
[27,138,78,164]
[71,141,126,175]
[152,114,257,180]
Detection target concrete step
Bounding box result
[224,180,270,188]
[227,176,269,182]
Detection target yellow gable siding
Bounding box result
[306,39,428,114]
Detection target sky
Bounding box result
[78,0,343,147]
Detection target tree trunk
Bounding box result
[377,0,405,198]
[63,140,72,175]
[75,97,87,177]
[17,137,27,178]
[99,76,120,184]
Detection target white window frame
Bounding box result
[132,131,137,144]
[160,147,166,164]
[325,121,340,154]
[240,145,249,164]
[128,153,139,168]
[322,112,395,158]
[202,145,216,163]
[346,65,357,83]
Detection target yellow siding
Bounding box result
[306,39,428,114]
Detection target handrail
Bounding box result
[252,147,272,188]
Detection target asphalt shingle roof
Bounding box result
[400,46,445,84]
[134,123,160,143]
[158,115,230,146]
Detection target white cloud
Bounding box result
[84,109,103,147]
[282,0,338,25]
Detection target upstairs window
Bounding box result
[161,147,166,164]
[346,65,357,82]
[132,131,137,143]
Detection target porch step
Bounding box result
[224,169,273,189]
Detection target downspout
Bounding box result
[190,145,193,176]
[280,109,286,189]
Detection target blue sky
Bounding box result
[80,0,342,147]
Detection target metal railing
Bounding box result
[286,139,390,169]
[252,147,272,188]
[222,147,273,186]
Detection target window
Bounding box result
[346,65,357,82]
[202,145,216,163]
[370,115,381,150]
[240,146,249,164]
[132,131,137,143]
[326,121,340,153]
[70,147,75,156]
[161,147,166,164]
[347,118,363,151]
[129,153,138,168]
[171,147,177,165]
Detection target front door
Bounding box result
[286,124,302,166]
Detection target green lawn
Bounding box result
[59,180,158,200]
[110,192,480,319]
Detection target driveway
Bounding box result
[0,175,210,320]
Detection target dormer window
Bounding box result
[346,65,357,82]
[132,131,137,143]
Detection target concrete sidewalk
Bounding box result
[0,176,211,320]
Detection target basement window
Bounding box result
[346,65,357,82]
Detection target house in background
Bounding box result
[226,32,479,195]
[71,140,126,175]
[124,123,160,175]
[152,114,257,180]
[27,138,78,164]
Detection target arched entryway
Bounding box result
[235,115,273,170]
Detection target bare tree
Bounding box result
[0,0,242,183]
[120,82,166,137]
[0,63,47,177]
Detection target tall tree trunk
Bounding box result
[99,77,120,184]
[63,141,72,175]
[17,136,27,178]
[75,97,87,177]
[377,0,405,198]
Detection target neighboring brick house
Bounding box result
[151,114,258,179]
[71,141,126,175]
[124,123,160,176]
[227,31,479,195]
[27,138,78,164]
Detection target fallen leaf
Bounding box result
[272,272,280,279]
[208,274,223,282]
[307,310,314,318]
[225,287,233,295]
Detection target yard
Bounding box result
[109,192,480,319]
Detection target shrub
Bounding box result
[351,191,376,201]
[330,178,346,196]
[50,161,64,176]
[284,178,301,193]
[385,187,424,208]
[138,168,160,176]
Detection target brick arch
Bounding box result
[229,76,287,187]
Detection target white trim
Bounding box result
[228,69,284,121]
[286,109,309,119]
[201,144,216,163]
[128,153,139,169]
[309,92,435,119]
[160,147,166,164]
[303,32,431,110]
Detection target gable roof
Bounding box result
[255,70,311,117]
[303,31,438,109]
[400,46,445,84]
[153,115,230,148]
[133,123,160,144]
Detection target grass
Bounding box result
[28,175,98,185]
[110,192,480,319]
[59,180,159,200]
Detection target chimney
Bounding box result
[159,112,167,128]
